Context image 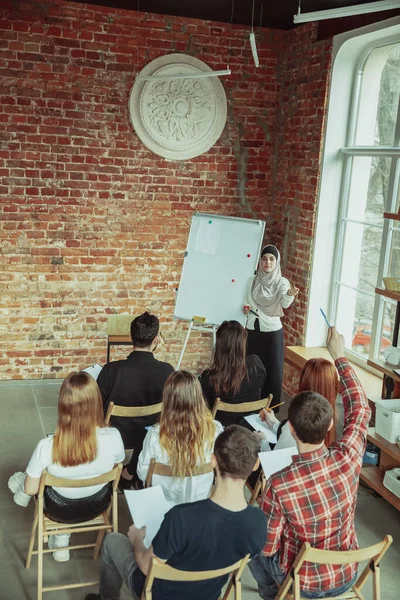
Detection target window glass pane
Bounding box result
[347,156,390,224]
[336,285,375,354]
[340,221,383,292]
[378,300,396,359]
[387,225,400,280]
[355,44,400,147]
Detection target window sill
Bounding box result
[285,346,383,404]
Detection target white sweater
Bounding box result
[244,276,294,332]
[137,421,223,505]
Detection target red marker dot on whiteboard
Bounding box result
[247,254,251,258]
[232,279,235,283]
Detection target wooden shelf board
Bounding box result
[367,427,400,461]
[108,335,131,343]
[360,467,400,511]
[367,359,400,382]
[375,287,400,302]
[384,212,400,221]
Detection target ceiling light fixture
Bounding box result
[294,0,400,24]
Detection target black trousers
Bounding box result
[247,322,284,414]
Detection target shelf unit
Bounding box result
[360,428,400,511]
[383,212,400,221]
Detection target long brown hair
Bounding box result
[208,320,247,396]
[159,371,216,478]
[298,358,339,446]
[52,371,105,467]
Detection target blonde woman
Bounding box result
[12,371,124,562]
[137,371,223,504]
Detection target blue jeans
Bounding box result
[249,552,357,600]
[99,533,140,600]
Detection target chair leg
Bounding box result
[37,518,44,600]
[93,529,106,560]
[373,566,381,600]
[235,580,242,600]
[26,505,39,569]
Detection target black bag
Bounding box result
[43,483,112,524]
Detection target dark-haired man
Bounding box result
[97,312,174,485]
[85,425,267,600]
[250,327,371,600]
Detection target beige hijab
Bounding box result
[250,245,289,317]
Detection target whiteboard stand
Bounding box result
[177,321,217,370]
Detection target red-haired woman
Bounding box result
[137,370,223,504]
[10,371,124,562]
[200,320,266,427]
[260,358,343,451]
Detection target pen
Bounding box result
[245,305,258,317]
[320,308,331,327]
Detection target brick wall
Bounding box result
[0,1,331,381]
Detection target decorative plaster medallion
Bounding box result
[129,54,228,160]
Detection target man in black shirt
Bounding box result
[97,312,174,486]
[85,425,267,600]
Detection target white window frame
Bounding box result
[306,17,400,373]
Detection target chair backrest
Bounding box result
[141,554,250,600]
[276,535,393,600]
[211,394,273,419]
[105,401,163,425]
[38,463,123,497]
[145,458,214,488]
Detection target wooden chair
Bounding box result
[211,394,273,419]
[105,401,163,453]
[26,464,122,600]
[105,401,163,425]
[247,470,266,506]
[145,457,214,488]
[141,553,250,600]
[276,535,393,600]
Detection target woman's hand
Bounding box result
[243,305,250,315]
[260,409,278,428]
[287,285,299,297]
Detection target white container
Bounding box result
[375,399,400,444]
[383,467,400,500]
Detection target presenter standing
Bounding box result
[243,245,298,412]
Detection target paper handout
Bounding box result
[244,413,278,444]
[124,486,174,548]
[258,447,295,480]
[82,363,103,381]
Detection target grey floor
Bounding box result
[0,381,399,600]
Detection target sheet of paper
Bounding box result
[194,219,221,255]
[124,486,174,547]
[82,363,103,381]
[259,447,295,479]
[244,413,278,444]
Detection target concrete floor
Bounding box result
[0,380,399,600]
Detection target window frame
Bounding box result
[330,40,400,366]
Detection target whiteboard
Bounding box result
[174,213,265,326]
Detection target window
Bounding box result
[332,43,400,362]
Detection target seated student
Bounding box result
[97,311,174,489]
[258,357,344,451]
[249,327,371,600]
[9,371,125,562]
[85,425,267,600]
[137,370,223,504]
[200,320,266,426]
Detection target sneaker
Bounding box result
[8,471,26,494]
[48,533,70,562]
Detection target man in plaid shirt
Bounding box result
[250,327,371,599]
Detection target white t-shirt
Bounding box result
[137,421,223,505]
[26,427,125,499]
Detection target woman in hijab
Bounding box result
[243,245,298,412]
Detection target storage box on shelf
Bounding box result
[383,467,400,500]
[375,399,400,444]
[361,428,400,511]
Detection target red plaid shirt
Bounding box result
[261,358,371,594]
